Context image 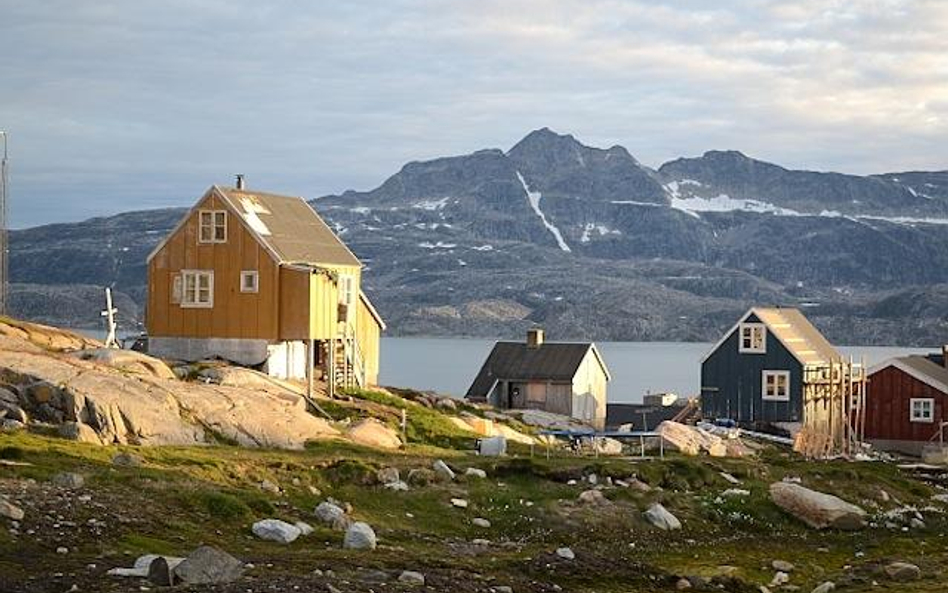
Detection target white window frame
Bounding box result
[762,370,790,401]
[240,270,259,293]
[198,210,227,244]
[180,270,214,308]
[338,274,355,308]
[739,322,767,354]
[910,398,934,423]
[170,274,182,304]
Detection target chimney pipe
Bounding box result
[527,328,544,349]
[235,174,245,190]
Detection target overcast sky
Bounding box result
[1,0,945,227]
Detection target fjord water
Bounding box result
[379,337,932,403]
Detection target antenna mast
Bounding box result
[0,131,8,316]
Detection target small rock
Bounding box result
[259,479,281,494]
[555,547,575,560]
[398,570,425,585]
[112,452,143,468]
[910,517,925,529]
[810,582,835,593]
[878,489,890,503]
[465,467,487,479]
[173,545,244,584]
[57,547,69,555]
[377,467,400,485]
[51,472,85,489]
[473,538,491,546]
[0,499,25,521]
[435,398,457,411]
[407,468,436,486]
[772,560,795,572]
[627,478,651,492]
[676,578,693,590]
[720,471,742,484]
[643,503,681,531]
[343,522,377,550]
[384,480,409,491]
[314,501,350,530]
[587,474,598,485]
[494,587,513,593]
[722,488,750,498]
[433,459,455,481]
[770,571,790,587]
[295,521,314,536]
[578,490,608,505]
[451,498,469,508]
[472,517,491,528]
[884,562,920,582]
[251,519,301,544]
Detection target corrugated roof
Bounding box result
[466,342,599,397]
[216,186,361,268]
[752,308,840,366]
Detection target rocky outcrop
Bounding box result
[0,324,338,449]
[769,482,866,530]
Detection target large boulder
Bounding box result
[173,545,244,584]
[252,519,301,543]
[343,521,377,550]
[643,503,682,530]
[657,421,727,457]
[769,482,866,530]
[347,418,401,449]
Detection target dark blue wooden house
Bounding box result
[700,308,842,428]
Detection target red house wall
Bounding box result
[866,366,947,442]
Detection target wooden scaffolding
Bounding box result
[794,357,867,458]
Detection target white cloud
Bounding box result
[0,0,945,226]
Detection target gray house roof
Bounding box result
[466,341,610,397]
[869,353,948,394]
[215,186,361,268]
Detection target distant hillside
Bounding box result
[9,129,948,345]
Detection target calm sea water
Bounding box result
[379,337,934,403]
[72,328,933,404]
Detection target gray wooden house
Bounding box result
[466,329,611,429]
[700,308,844,429]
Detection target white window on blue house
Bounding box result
[762,370,790,401]
[739,323,766,353]
[910,398,934,423]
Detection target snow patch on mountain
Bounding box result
[413,197,451,211]
[516,171,571,252]
[671,194,803,217]
[580,223,621,243]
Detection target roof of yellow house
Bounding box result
[215,185,361,268]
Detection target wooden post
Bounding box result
[307,339,315,402]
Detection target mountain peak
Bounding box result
[508,127,581,154]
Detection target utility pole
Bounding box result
[0,131,8,316]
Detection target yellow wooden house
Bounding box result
[145,180,384,386]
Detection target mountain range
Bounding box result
[9,128,948,346]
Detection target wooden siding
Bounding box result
[309,272,339,340]
[866,366,947,442]
[356,296,381,385]
[701,313,804,424]
[572,349,607,429]
[278,267,311,340]
[147,192,281,340]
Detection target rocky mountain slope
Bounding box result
[8,128,948,345]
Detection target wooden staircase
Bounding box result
[329,329,366,391]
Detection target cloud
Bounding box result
[0,0,945,226]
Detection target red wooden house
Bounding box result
[866,349,948,455]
